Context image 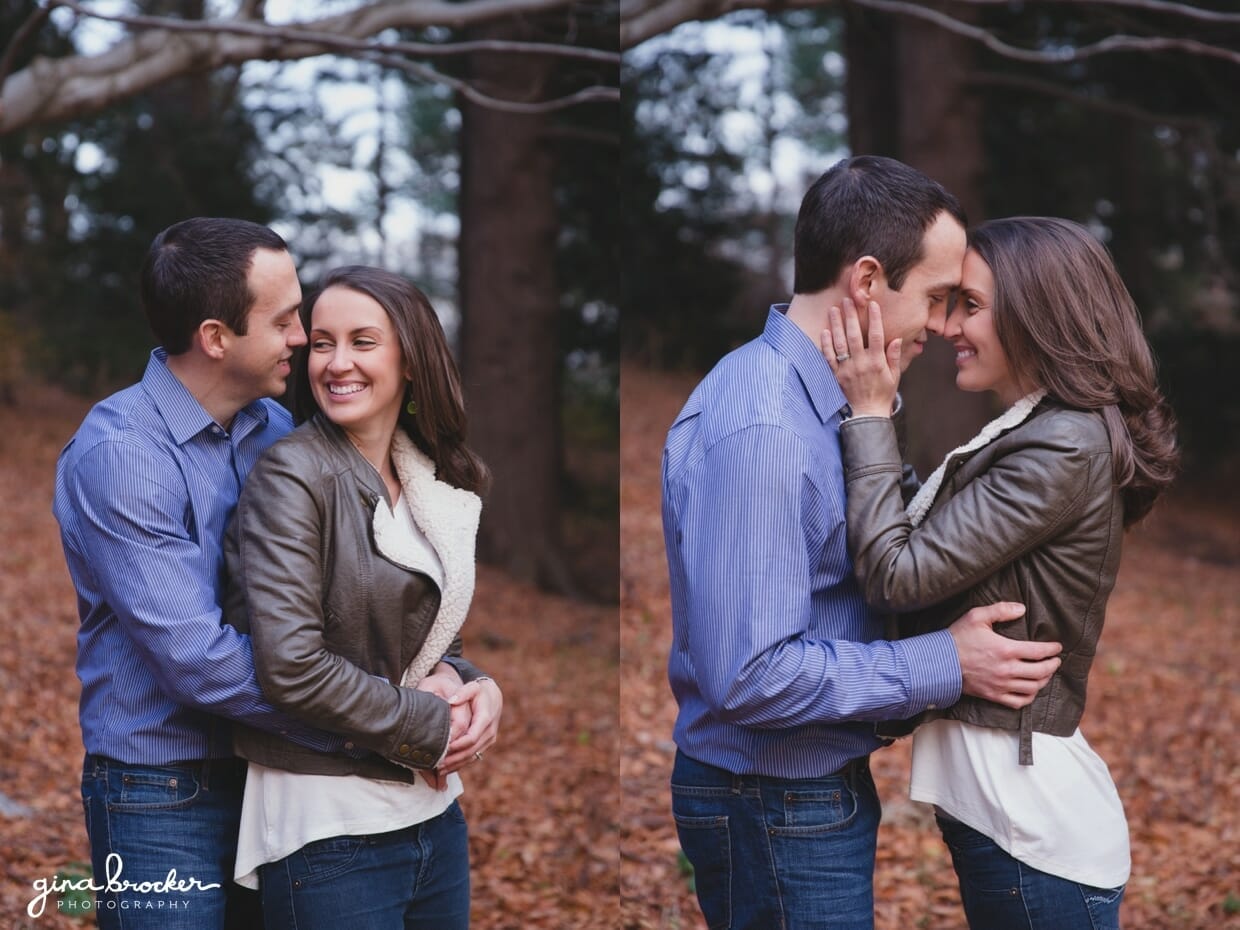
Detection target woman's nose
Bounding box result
[327,348,353,372]
[942,307,963,339]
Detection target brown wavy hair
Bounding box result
[293,266,490,496]
[968,217,1178,525]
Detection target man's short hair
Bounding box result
[793,155,966,295]
[140,217,288,355]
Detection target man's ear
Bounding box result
[845,258,883,348]
[847,256,882,306]
[197,319,230,360]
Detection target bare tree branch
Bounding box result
[49,0,621,65]
[850,0,1240,67]
[621,0,1240,56]
[948,0,1240,25]
[0,0,617,133]
[371,50,620,112]
[621,0,822,48]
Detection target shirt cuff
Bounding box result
[842,414,891,425]
[439,655,486,684]
[898,629,962,713]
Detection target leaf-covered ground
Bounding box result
[620,365,1240,930]
[0,387,618,929]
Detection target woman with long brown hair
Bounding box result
[822,216,1177,929]
[222,266,501,929]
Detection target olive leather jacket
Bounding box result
[223,415,484,782]
[841,399,1123,764]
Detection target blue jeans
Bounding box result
[937,815,1125,930]
[257,801,470,930]
[80,754,260,930]
[671,750,881,930]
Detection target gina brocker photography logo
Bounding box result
[27,853,221,918]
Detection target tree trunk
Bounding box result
[843,4,900,159]
[847,3,994,476]
[459,19,575,594]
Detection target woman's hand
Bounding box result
[416,663,464,702]
[414,663,469,790]
[820,298,901,418]
[436,679,503,776]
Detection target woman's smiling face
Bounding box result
[307,285,407,439]
[945,249,1024,406]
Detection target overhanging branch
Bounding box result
[948,0,1240,25]
[851,0,1240,67]
[371,50,620,112]
[620,0,823,49]
[48,0,621,66]
[621,0,1240,62]
[0,0,618,134]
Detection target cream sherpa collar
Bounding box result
[369,430,482,687]
[905,390,1048,527]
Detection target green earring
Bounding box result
[406,398,418,416]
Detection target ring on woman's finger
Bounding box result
[473,751,484,762]
[836,352,851,363]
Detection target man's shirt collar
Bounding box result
[762,305,849,424]
[142,347,270,445]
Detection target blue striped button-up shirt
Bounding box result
[54,349,340,764]
[662,307,961,778]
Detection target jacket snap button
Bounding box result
[169,778,177,788]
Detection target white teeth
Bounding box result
[328,384,365,395]
[956,349,976,360]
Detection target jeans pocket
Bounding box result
[106,768,202,812]
[938,820,1023,899]
[292,835,366,886]
[768,779,858,836]
[1082,883,1125,930]
[671,813,731,930]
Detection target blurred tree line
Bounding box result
[0,0,617,600]
[621,1,1240,478]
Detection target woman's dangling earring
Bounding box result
[405,385,418,416]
